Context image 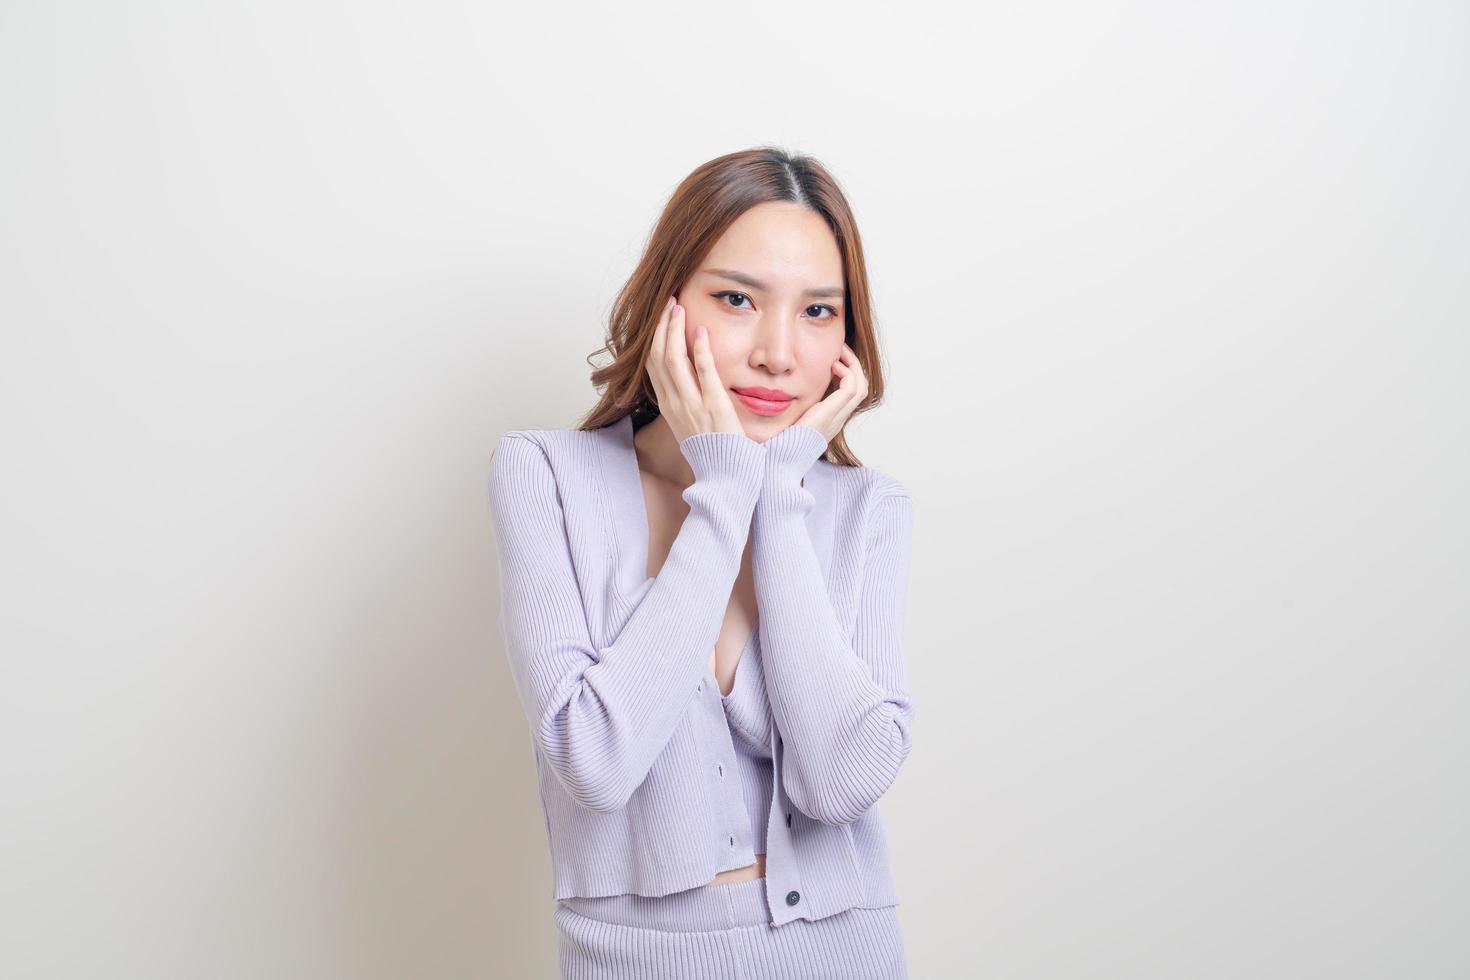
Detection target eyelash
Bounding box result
[712,290,840,320]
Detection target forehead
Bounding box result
[703,202,843,283]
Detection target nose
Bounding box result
[751,313,797,372]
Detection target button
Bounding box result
[717,763,723,777]
[729,835,735,846]
[697,682,703,693]
[785,812,792,827]
[785,890,800,906]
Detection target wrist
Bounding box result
[678,430,767,494]
[763,423,829,485]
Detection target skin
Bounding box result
[632,201,871,886]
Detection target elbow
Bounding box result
[784,714,914,827]
[791,791,868,827]
[793,761,907,826]
[566,776,633,815]
[525,673,642,814]
[534,710,640,814]
[541,748,636,814]
[528,669,655,815]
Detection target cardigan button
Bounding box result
[785,890,800,906]
[786,812,792,827]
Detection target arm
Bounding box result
[750,424,916,826]
[487,428,765,813]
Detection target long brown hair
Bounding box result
[578,146,887,467]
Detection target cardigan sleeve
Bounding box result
[488,428,766,814]
[749,424,916,826]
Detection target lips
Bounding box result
[732,386,793,403]
[732,386,795,417]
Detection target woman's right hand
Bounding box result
[645,294,745,444]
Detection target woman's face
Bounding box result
[675,201,847,441]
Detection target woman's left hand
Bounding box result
[792,343,868,441]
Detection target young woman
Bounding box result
[488,147,916,979]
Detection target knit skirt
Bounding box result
[553,877,908,979]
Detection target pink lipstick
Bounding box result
[732,386,794,417]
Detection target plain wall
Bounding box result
[1,1,1466,977]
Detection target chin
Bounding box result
[749,421,794,445]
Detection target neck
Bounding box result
[632,415,696,489]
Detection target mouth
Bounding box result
[731,386,794,416]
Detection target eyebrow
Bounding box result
[702,268,845,300]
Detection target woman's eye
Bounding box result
[714,291,840,321]
[714,290,751,310]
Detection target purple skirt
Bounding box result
[554,877,908,979]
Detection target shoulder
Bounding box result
[490,428,555,479]
[817,460,914,539]
[492,425,585,455]
[819,458,912,504]
[491,424,614,471]
[859,464,911,502]
[488,424,617,503]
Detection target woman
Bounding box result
[488,147,916,979]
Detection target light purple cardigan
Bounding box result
[486,413,916,927]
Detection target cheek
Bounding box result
[704,337,742,380]
[801,338,843,381]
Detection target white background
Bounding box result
[2,1,1466,977]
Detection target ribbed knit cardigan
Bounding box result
[486,413,916,928]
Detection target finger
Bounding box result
[664,304,704,408]
[827,360,864,409]
[646,295,676,406]
[697,324,742,429]
[837,359,865,401]
[835,346,868,394]
[690,323,732,417]
[647,295,672,366]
